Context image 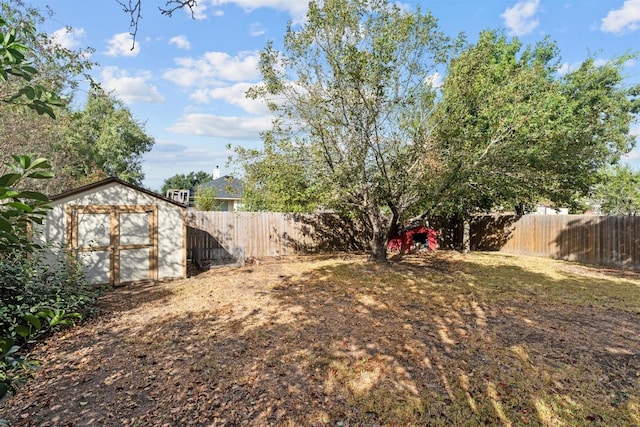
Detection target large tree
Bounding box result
[235,140,321,213]
[421,31,638,250]
[60,88,155,187]
[0,2,87,193]
[240,0,459,262]
[1,2,155,193]
[236,3,638,261]
[0,1,93,160]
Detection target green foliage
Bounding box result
[0,336,38,399]
[0,156,97,399]
[0,248,92,337]
[239,0,460,261]
[236,142,319,213]
[161,171,212,195]
[0,3,104,401]
[0,15,65,118]
[0,245,94,401]
[0,2,154,193]
[592,164,640,215]
[239,12,639,260]
[428,31,638,218]
[194,185,221,211]
[0,1,97,195]
[61,88,155,186]
[0,155,52,251]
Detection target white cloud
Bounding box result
[249,22,266,37]
[558,57,636,76]
[51,27,86,50]
[101,67,166,104]
[167,113,271,139]
[501,0,541,36]
[163,51,261,87]
[601,0,640,34]
[105,32,140,57]
[621,124,640,166]
[153,142,189,153]
[190,82,271,114]
[424,72,443,89]
[170,35,191,50]
[206,0,308,24]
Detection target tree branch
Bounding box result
[116,0,198,49]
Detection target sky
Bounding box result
[33,0,640,192]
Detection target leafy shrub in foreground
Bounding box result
[0,246,96,338]
[0,244,98,399]
[0,155,100,399]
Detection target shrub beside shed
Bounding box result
[38,178,186,286]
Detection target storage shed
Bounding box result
[387,226,438,253]
[37,178,186,286]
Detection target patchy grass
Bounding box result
[1,252,639,426]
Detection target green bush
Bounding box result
[0,155,100,399]
[0,245,96,339]
[0,243,98,400]
[194,185,222,211]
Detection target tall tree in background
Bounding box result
[592,165,640,215]
[61,88,154,187]
[239,0,459,262]
[1,2,155,193]
[161,171,212,195]
[236,140,320,213]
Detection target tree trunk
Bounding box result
[367,204,391,263]
[462,216,470,254]
[369,236,388,263]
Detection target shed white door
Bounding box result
[67,205,158,286]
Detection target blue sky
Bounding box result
[37,0,640,191]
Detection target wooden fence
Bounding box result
[186,211,365,265]
[186,212,640,270]
[470,215,640,270]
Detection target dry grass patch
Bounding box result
[1,252,639,426]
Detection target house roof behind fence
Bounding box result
[197,175,244,200]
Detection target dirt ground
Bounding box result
[1,252,639,426]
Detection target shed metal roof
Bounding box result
[50,177,187,208]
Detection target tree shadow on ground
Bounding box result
[2,254,639,426]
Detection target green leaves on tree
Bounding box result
[0,16,65,118]
[236,3,637,261]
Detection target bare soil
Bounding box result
[1,252,639,426]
